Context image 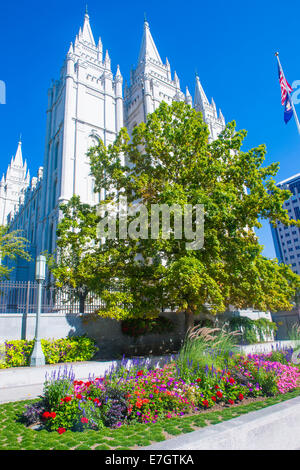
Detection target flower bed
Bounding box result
[21,349,300,434]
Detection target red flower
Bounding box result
[137,371,144,377]
[228,399,234,405]
[50,412,56,419]
[42,411,51,419]
[85,381,92,387]
[229,378,235,384]
[214,385,220,389]
[63,396,72,403]
[76,394,82,400]
[57,427,66,434]
[81,417,89,424]
[93,398,100,404]
[216,391,223,398]
[202,400,209,407]
[211,396,216,402]
[238,393,244,400]
[196,378,201,383]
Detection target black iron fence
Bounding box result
[0,281,104,314]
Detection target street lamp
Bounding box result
[30,255,46,367]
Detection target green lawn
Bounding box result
[0,389,299,450]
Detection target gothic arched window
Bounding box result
[52,180,57,210]
[54,141,59,170]
[48,223,53,253]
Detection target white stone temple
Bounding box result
[0,11,226,281]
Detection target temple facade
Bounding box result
[1,12,225,281]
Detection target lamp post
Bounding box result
[30,255,46,367]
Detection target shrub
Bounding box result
[41,336,98,364]
[1,340,34,368]
[101,387,128,428]
[227,317,277,344]
[0,336,98,368]
[177,325,239,372]
[44,366,76,409]
[22,401,46,426]
[121,316,174,337]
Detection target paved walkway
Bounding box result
[143,396,300,450]
[0,361,112,403]
[0,356,169,404]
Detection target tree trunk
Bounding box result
[79,293,86,314]
[185,309,194,334]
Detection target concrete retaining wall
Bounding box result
[237,340,296,354]
[0,311,186,359]
[145,396,300,450]
[0,310,296,360]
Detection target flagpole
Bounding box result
[275,52,300,135]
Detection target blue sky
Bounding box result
[1,0,300,258]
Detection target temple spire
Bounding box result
[80,8,95,45]
[194,74,209,108]
[138,19,162,65]
[13,140,24,167]
[185,86,192,106]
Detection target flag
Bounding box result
[278,63,293,105]
[284,94,293,123]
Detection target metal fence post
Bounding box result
[21,281,30,340]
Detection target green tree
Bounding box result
[47,196,101,313]
[85,101,300,329]
[0,226,31,279]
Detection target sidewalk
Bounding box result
[0,361,114,403]
[144,396,300,450]
[0,355,170,404]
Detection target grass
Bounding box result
[177,325,239,372]
[0,389,299,450]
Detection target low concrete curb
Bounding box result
[144,396,300,450]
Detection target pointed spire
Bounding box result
[97,37,103,61]
[13,140,23,167]
[165,57,171,80]
[219,109,225,124]
[80,8,95,45]
[25,168,30,185]
[68,42,73,55]
[194,74,209,109]
[115,65,123,82]
[174,71,180,89]
[104,50,111,70]
[185,86,192,106]
[138,19,162,65]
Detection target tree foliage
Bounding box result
[47,196,101,313]
[0,226,31,279]
[57,101,300,325]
